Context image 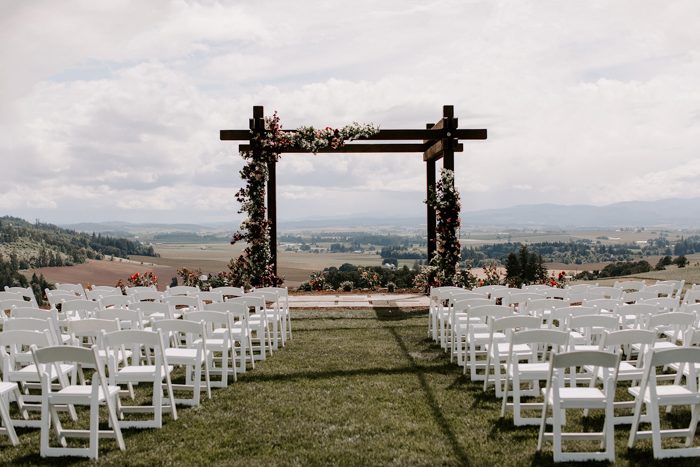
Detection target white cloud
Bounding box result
[1,0,700,223]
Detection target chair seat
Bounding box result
[585,361,642,381]
[48,384,120,405]
[509,362,550,379]
[0,382,17,394]
[487,342,531,355]
[545,387,607,408]
[165,348,208,364]
[11,363,73,382]
[628,384,700,405]
[115,365,172,383]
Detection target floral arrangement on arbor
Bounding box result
[230,112,378,288]
[415,168,468,290]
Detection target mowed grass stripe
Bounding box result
[2,308,700,466]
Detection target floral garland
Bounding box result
[230,112,378,288]
[417,168,468,289]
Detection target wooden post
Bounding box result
[426,124,437,263]
[251,106,278,277]
[442,105,455,171]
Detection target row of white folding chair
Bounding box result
[532,345,700,461]
[428,286,464,343]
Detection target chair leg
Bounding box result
[89,398,99,459]
[0,394,19,446]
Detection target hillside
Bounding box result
[0,216,156,268]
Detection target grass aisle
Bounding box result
[3,308,699,465]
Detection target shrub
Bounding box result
[340,281,354,292]
[674,255,689,268]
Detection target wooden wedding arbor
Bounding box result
[220,105,487,275]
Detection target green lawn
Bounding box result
[2,308,699,465]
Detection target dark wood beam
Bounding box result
[221,128,486,141]
[426,124,436,262]
[239,142,464,153]
[422,140,464,162]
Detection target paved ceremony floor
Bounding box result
[288,293,429,308]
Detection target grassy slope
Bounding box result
[2,309,699,466]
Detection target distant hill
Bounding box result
[0,216,156,268]
[57,197,700,233]
[461,198,700,228]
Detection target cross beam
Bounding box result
[220,105,487,277]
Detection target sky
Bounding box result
[1,0,699,225]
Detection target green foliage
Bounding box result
[504,246,548,287]
[597,260,652,278]
[340,280,354,292]
[0,216,155,268]
[655,255,673,270]
[303,264,419,291]
[674,255,689,268]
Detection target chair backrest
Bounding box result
[565,284,596,293]
[3,317,60,344]
[61,299,101,319]
[130,290,163,302]
[4,286,39,307]
[152,319,207,348]
[524,298,571,316]
[95,307,143,330]
[247,290,279,306]
[567,314,621,345]
[124,285,157,296]
[163,295,202,313]
[211,286,245,299]
[550,350,619,377]
[490,315,541,335]
[0,299,32,314]
[642,283,676,298]
[467,305,513,325]
[521,284,551,293]
[544,288,570,300]
[548,306,598,329]
[601,329,656,361]
[588,286,623,300]
[452,298,492,312]
[184,310,232,337]
[682,288,700,305]
[195,291,224,304]
[101,329,166,369]
[613,280,646,292]
[641,347,700,390]
[225,296,264,314]
[86,287,123,301]
[55,283,87,299]
[503,292,546,309]
[68,318,121,347]
[9,307,56,321]
[204,302,250,322]
[449,291,489,302]
[99,294,134,309]
[45,289,83,308]
[654,280,685,298]
[511,328,570,348]
[637,297,680,313]
[472,285,508,298]
[489,287,514,303]
[165,285,200,296]
[582,298,622,314]
[128,301,173,320]
[1,330,54,375]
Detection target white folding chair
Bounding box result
[205,302,255,372]
[4,286,39,307]
[226,296,272,361]
[102,329,177,429]
[593,329,656,425]
[184,311,237,387]
[153,319,211,407]
[55,283,87,299]
[256,286,291,340]
[31,345,124,459]
[537,351,620,462]
[628,347,700,459]
[247,290,285,350]
[501,329,569,426]
[463,305,513,380]
[483,315,542,397]
[0,374,21,446]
